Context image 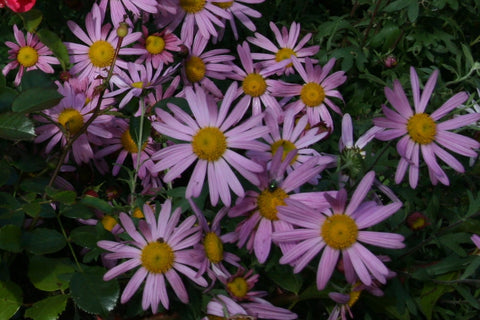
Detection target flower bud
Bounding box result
[117,22,129,38]
[384,55,398,68]
[406,212,430,231]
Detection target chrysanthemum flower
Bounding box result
[229,148,336,263]
[212,0,264,40]
[230,41,289,118]
[373,67,480,188]
[35,80,113,165]
[273,171,404,290]
[98,0,158,27]
[97,200,207,313]
[2,25,59,86]
[180,33,235,98]
[134,26,183,68]
[248,21,319,76]
[276,57,347,130]
[156,0,231,47]
[64,3,144,80]
[151,83,268,206]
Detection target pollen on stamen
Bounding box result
[242,73,267,97]
[191,127,227,161]
[301,82,325,107]
[321,214,359,250]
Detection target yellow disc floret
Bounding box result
[271,139,298,164]
[101,215,117,231]
[275,48,296,67]
[180,0,206,13]
[145,35,166,55]
[121,128,147,154]
[17,46,39,67]
[192,127,227,161]
[321,214,358,250]
[301,82,325,107]
[242,73,267,97]
[257,187,289,221]
[204,232,224,263]
[407,113,436,145]
[141,241,175,274]
[227,276,248,299]
[185,56,206,83]
[58,108,84,135]
[132,207,144,218]
[213,1,234,9]
[88,40,115,68]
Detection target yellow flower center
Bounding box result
[227,277,248,299]
[271,139,298,164]
[275,48,296,67]
[204,232,224,263]
[121,128,147,154]
[192,127,227,161]
[17,46,39,67]
[141,241,175,274]
[185,56,206,83]
[58,108,84,135]
[145,35,166,55]
[300,82,325,107]
[180,0,206,13]
[348,289,362,307]
[407,113,436,145]
[213,1,233,9]
[88,40,115,68]
[257,187,289,221]
[321,214,358,250]
[242,73,267,97]
[132,207,144,218]
[131,81,144,89]
[101,215,117,231]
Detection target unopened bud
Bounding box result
[117,22,129,38]
[384,55,398,68]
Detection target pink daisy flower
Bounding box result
[64,3,145,80]
[98,0,158,27]
[472,234,480,249]
[2,24,59,86]
[156,0,231,47]
[212,0,264,40]
[134,26,183,68]
[229,148,336,263]
[151,83,268,206]
[180,33,235,99]
[373,67,480,188]
[273,171,405,290]
[97,200,208,313]
[248,21,320,76]
[277,57,347,130]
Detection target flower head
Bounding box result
[135,26,183,68]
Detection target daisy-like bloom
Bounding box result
[64,3,144,80]
[373,67,480,188]
[97,200,208,313]
[248,21,319,76]
[230,41,289,118]
[180,33,235,98]
[35,80,113,165]
[2,24,59,86]
[188,199,240,282]
[134,26,183,68]
[273,171,405,290]
[277,57,347,130]
[229,148,336,263]
[151,83,268,206]
[212,0,264,40]
[203,294,298,320]
[98,0,158,27]
[472,234,480,249]
[156,0,231,47]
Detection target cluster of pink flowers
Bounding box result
[3,0,480,319]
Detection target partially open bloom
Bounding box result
[274,171,404,290]
[2,25,60,86]
[151,83,268,206]
[97,200,207,313]
[248,21,319,76]
[373,67,480,188]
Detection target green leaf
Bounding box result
[407,1,419,22]
[0,87,17,113]
[129,116,152,149]
[417,272,456,320]
[37,29,70,71]
[20,9,43,33]
[79,196,113,214]
[383,0,411,12]
[12,88,63,113]
[455,285,480,309]
[0,224,22,253]
[0,73,5,87]
[70,226,99,249]
[22,228,66,254]
[23,201,41,218]
[24,295,68,320]
[28,256,74,292]
[0,281,23,320]
[0,112,35,140]
[268,265,303,295]
[61,203,95,219]
[46,187,77,204]
[20,70,56,90]
[70,268,119,316]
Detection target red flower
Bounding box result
[3,0,36,12]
